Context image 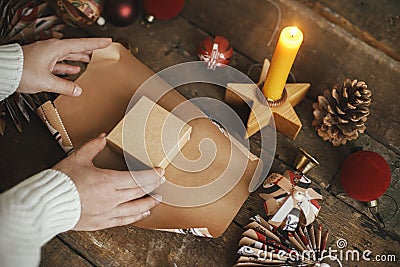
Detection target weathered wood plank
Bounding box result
[294,0,400,61]
[55,19,250,267]
[245,97,400,238]
[48,7,400,265]
[59,223,242,267]
[329,159,400,239]
[85,15,400,238]
[277,98,400,237]
[84,20,254,75]
[92,15,399,187]
[1,1,398,266]
[233,160,400,267]
[180,0,400,153]
[40,237,92,267]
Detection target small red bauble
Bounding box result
[142,0,184,20]
[104,0,139,27]
[340,151,391,202]
[198,36,233,70]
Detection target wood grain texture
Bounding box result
[96,13,296,171]
[40,238,92,267]
[226,57,310,140]
[55,18,253,267]
[275,98,400,237]
[1,1,399,265]
[85,12,400,239]
[180,0,400,153]
[247,97,400,238]
[233,160,400,267]
[225,82,272,138]
[272,100,302,139]
[294,0,400,61]
[59,223,242,267]
[270,83,311,140]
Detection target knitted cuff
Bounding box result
[0,169,81,266]
[0,43,23,101]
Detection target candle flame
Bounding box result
[289,27,298,37]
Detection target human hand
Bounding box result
[53,133,165,231]
[19,38,112,96]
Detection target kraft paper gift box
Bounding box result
[38,43,260,237]
[106,96,192,169]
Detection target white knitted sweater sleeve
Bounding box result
[0,44,81,266]
[0,170,81,267]
[0,43,23,101]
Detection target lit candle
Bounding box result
[262,26,303,101]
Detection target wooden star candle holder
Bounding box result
[225,59,310,139]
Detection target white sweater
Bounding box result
[0,44,81,266]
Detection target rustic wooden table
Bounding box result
[1,0,399,266]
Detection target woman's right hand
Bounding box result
[53,133,165,231]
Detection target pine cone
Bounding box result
[312,79,371,146]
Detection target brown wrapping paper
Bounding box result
[52,43,259,237]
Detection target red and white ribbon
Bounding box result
[260,170,322,231]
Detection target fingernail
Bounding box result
[99,133,107,138]
[160,176,166,184]
[154,194,162,204]
[142,210,150,217]
[73,86,82,96]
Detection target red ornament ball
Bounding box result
[104,0,139,27]
[142,0,184,20]
[340,151,391,202]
